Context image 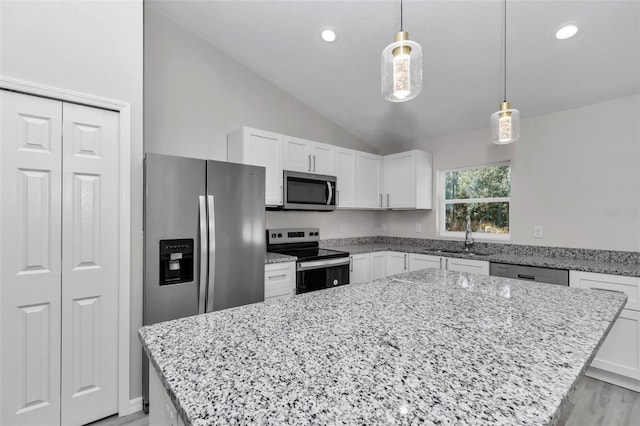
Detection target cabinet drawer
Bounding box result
[446,257,489,275]
[570,271,640,311]
[265,262,295,301]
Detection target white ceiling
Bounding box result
[148,0,640,151]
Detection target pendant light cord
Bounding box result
[400,0,404,31]
[503,0,507,102]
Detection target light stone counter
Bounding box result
[139,269,626,426]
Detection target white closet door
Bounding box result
[0,91,63,425]
[60,103,119,425]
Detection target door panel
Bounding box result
[61,103,119,425]
[206,160,265,311]
[1,90,63,425]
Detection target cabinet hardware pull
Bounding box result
[313,155,316,172]
[445,258,448,270]
[379,194,382,207]
[268,274,287,280]
[517,274,536,280]
[387,193,390,207]
[439,258,442,269]
[350,256,353,272]
[308,155,311,172]
[404,253,407,270]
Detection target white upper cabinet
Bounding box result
[229,128,432,211]
[335,148,357,208]
[283,136,335,175]
[356,152,383,209]
[383,150,433,209]
[228,127,283,206]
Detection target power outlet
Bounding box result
[415,224,422,233]
[339,223,345,233]
[534,226,543,238]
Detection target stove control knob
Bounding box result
[333,279,338,286]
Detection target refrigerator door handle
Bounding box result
[326,181,333,205]
[206,195,216,312]
[198,196,207,314]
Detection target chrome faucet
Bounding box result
[464,215,474,251]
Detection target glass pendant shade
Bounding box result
[491,101,520,144]
[381,31,422,102]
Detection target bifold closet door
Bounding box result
[1,90,119,425]
[0,91,63,425]
[60,103,119,425]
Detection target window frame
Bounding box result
[438,161,511,241]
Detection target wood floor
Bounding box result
[91,377,639,426]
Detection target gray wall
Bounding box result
[1,0,144,402]
[381,95,640,252]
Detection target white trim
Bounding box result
[125,397,143,416]
[0,76,132,417]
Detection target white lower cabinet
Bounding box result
[264,262,296,301]
[349,254,370,284]
[370,252,387,280]
[445,257,490,275]
[570,271,640,391]
[409,253,442,272]
[386,252,409,276]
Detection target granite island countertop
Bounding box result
[139,269,626,426]
[325,242,640,277]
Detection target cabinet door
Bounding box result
[590,308,640,380]
[409,254,441,272]
[228,128,283,206]
[335,148,356,208]
[1,91,63,426]
[310,142,335,175]
[383,152,416,208]
[370,252,387,280]
[265,262,296,301]
[570,271,639,311]
[356,152,382,209]
[445,257,489,275]
[349,254,370,284]
[283,136,311,172]
[386,252,409,276]
[60,103,119,425]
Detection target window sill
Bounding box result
[439,231,510,242]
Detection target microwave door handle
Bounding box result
[326,181,333,205]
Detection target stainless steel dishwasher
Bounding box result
[490,263,569,286]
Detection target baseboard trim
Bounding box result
[123,397,143,416]
[586,367,640,392]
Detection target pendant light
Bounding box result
[381,0,422,102]
[491,0,520,144]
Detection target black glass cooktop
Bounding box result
[268,246,349,262]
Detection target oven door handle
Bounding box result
[297,257,350,271]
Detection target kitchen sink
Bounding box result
[432,249,491,257]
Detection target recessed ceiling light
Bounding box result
[555,25,578,40]
[321,28,337,43]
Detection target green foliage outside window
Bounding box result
[444,165,510,234]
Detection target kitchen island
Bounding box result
[139,269,626,426]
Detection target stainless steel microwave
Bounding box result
[282,170,337,211]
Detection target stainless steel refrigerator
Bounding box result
[142,153,265,411]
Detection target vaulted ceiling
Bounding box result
[148,0,640,151]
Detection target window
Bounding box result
[440,163,511,239]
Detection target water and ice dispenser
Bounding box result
[159,239,194,285]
